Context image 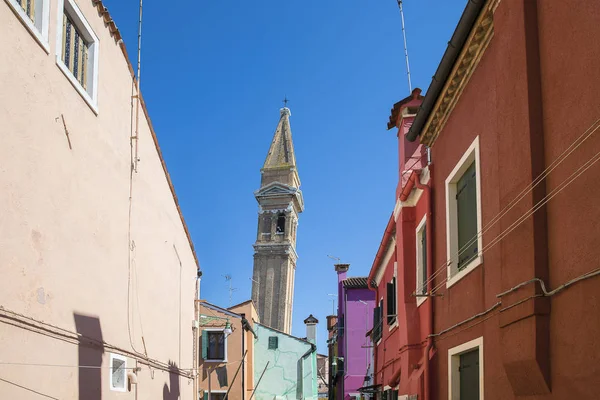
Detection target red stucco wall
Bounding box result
[425,1,600,399]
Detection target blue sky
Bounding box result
[102,0,465,352]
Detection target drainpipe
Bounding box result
[368,214,395,292]
[414,170,434,400]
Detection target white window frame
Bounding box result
[204,328,228,363]
[55,0,99,114]
[4,0,51,52]
[208,390,227,400]
[109,353,127,392]
[416,215,427,307]
[445,136,483,289]
[448,337,484,400]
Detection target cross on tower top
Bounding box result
[282,96,289,108]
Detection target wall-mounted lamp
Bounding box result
[199,314,233,337]
[332,356,344,367]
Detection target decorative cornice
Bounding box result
[421,1,495,147]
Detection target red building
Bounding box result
[367,88,431,400]
[369,0,600,399]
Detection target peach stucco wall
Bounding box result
[199,303,253,400]
[0,1,198,399]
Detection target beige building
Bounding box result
[198,301,258,400]
[0,0,199,399]
[251,107,304,334]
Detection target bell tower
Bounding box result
[251,106,304,334]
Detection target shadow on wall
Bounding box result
[73,313,104,400]
[163,361,180,400]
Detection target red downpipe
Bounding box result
[368,213,395,292]
[415,169,434,400]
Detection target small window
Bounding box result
[276,213,286,234]
[207,331,225,360]
[6,0,50,51]
[386,277,396,325]
[109,353,127,392]
[445,136,483,288]
[62,13,89,89]
[416,216,427,306]
[204,392,227,400]
[55,0,99,113]
[448,337,483,400]
[268,336,278,350]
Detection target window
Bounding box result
[448,337,484,400]
[372,300,383,343]
[276,213,286,234]
[5,0,50,51]
[204,391,227,400]
[268,336,278,350]
[109,353,127,392]
[62,13,89,89]
[201,330,227,362]
[445,136,483,288]
[55,0,99,113]
[386,277,396,325]
[416,216,427,306]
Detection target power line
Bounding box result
[415,117,600,294]
[0,362,139,370]
[429,144,600,294]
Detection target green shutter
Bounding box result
[201,330,208,360]
[203,391,208,400]
[457,162,478,269]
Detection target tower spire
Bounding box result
[251,106,304,334]
[261,105,300,188]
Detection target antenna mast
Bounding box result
[224,275,238,307]
[397,0,412,92]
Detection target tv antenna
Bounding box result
[327,255,341,263]
[224,274,238,307]
[396,0,412,92]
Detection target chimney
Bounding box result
[334,263,350,283]
[304,314,319,344]
[326,315,338,340]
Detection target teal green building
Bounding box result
[253,316,319,400]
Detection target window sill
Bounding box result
[55,57,98,115]
[416,296,427,308]
[446,255,483,289]
[204,359,227,363]
[5,0,50,53]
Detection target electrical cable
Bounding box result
[0,306,193,377]
[429,147,600,294]
[415,117,600,294]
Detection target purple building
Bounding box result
[334,263,376,400]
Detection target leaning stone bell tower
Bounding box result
[251,106,304,334]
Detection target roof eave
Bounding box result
[406,0,486,142]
